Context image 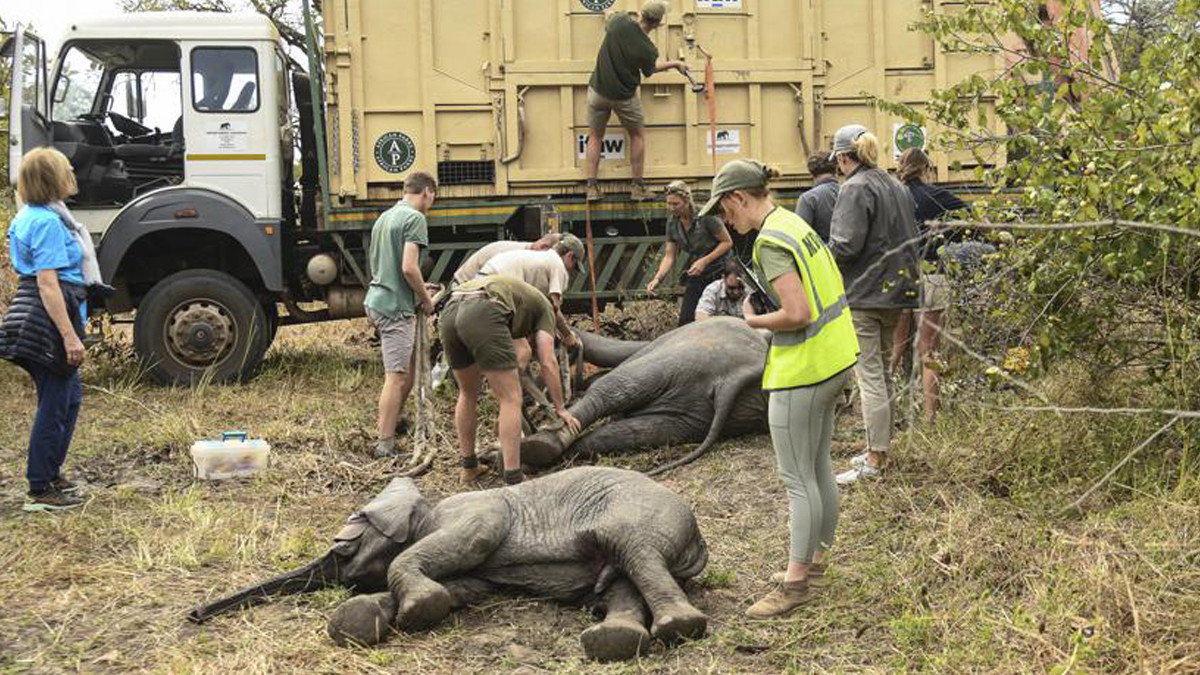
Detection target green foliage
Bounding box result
[906,0,1200,407]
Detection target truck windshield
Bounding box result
[54,45,105,120]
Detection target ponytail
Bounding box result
[849,132,879,168]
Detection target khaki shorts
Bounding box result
[366,308,416,373]
[587,87,645,134]
[439,298,518,372]
[919,273,951,312]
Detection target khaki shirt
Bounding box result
[480,249,570,298]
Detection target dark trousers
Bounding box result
[25,363,82,492]
[677,274,711,327]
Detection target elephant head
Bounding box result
[187,478,430,623]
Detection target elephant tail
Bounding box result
[187,551,339,623]
[646,371,760,477]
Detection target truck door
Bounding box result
[1,26,50,186]
[183,43,278,219]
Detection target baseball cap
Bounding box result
[829,124,869,160]
[641,1,668,24]
[560,234,588,277]
[697,159,772,218]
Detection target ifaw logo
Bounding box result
[580,0,617,11]
[577,133,627,160]
[374,132,417,174]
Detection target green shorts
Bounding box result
[440,298,518,371]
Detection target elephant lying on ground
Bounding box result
[189,467,708,662]
[522,317,769,475]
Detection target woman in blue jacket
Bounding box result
[1,148,89,512]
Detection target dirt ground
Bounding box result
[0,316,1197,674]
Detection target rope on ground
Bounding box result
[399,314,437,477]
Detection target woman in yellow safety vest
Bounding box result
[698,159,859,619]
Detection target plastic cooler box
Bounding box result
[190,432,271,480]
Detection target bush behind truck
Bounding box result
[0,0,999,385]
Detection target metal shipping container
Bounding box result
[321,0,1002,205]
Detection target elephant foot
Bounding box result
[327,592,397,647]
[581,617,651,662]
[395,580,453,632]
[650,604,707,644]
[520,430,566,468]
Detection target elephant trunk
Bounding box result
[187,551,340,623]
[578,332,648,369]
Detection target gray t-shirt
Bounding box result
[795,176,839,243]
[666,209,730,278]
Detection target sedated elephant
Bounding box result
[189,467,709,662]
[522,317,769,475]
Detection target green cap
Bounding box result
[697,159,772,218]
[560,233,588,277]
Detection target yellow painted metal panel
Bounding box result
[323,0,1002,199]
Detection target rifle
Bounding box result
[733,255,779,315]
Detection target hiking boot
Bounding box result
[630,182,651,202]
[836,463,881,486]
[769,563,828,588]
[23,488,85,513]
[746,580,812,620]
[586,182,603,202]
[51,476,80,493]
[460,465,490,484]
[849,452,870,469]
[395,416,411,437]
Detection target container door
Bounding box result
[1,26,50,186]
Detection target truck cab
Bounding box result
[3,14,294,384]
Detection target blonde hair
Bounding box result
[17,147,77,205]
[897,148,932,184]
[664,180,694,209]
[848,132,880,168]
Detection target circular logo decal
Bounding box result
[894,123,927,154]
[374,132,416,174]
[580,0,617,12]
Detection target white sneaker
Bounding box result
[836,464,880,485]
[849,452,870,469]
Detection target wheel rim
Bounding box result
[163,299,239,369]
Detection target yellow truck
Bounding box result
[0,0,999,383]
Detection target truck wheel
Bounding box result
[134,270,273,385]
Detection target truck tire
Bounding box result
[134,270,273,385]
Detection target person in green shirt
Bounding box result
[584,0,689,202]
[440,276,581,485]
[363,171,438,459]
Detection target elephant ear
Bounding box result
[360,477,429,544]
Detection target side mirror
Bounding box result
[53,77,70,104]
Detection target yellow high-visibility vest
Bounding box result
[753,209,859,390]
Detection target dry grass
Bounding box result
[1,193,1197,672]
[0,320,1196,674]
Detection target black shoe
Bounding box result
[51,476,80,493]
[24,488,85,512]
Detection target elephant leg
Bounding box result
[570,414,696,460]
[442,577,497,609]
[387,511,506,632]
[622,552,707,645]
[327,592,397,647]
[580,578,651,662]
